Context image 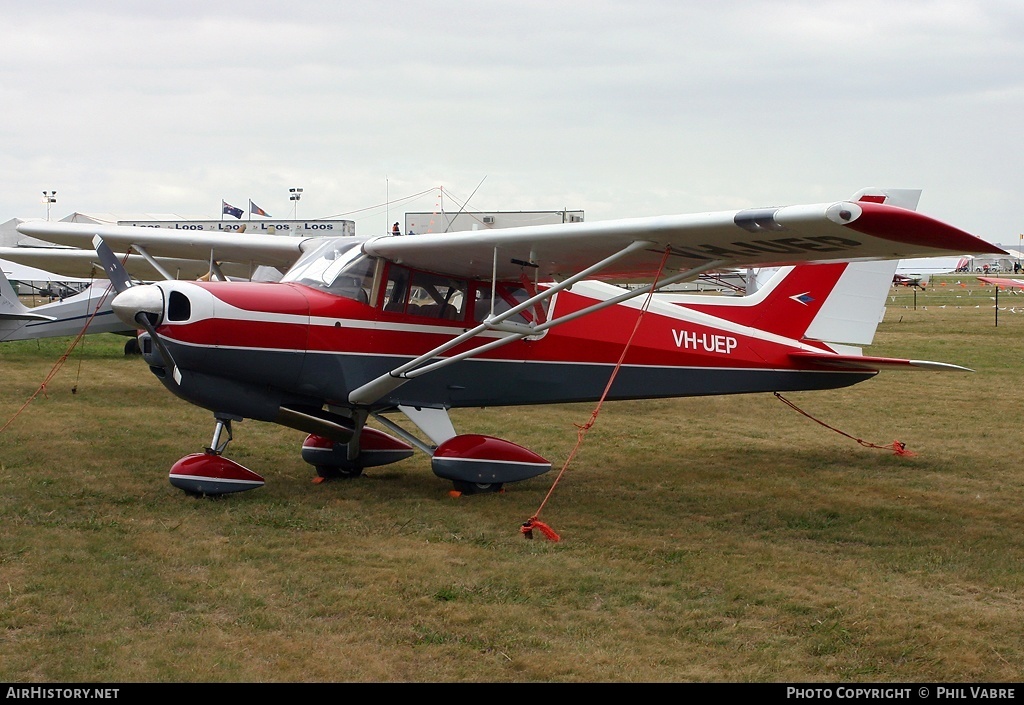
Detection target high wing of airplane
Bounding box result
[0,240,282,282]
[15,188,1006,498]
[2,216,306,283]
[0,224,324,349]
[0,225,297,344]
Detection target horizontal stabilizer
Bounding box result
[789,351,973,372]
[0,311,56,322]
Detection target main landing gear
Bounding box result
[300,427,416,482]
[430,434,551,496]
[163,414,554,498]
[450,480,504,496]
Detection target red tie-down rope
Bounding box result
[521,247,673,541]
[773,392,917,456]
[0,278,117,435]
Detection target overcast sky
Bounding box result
[1,0,1021,247]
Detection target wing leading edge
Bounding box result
[362,197,1003,282]
[15,191,1003,286]
[14,221,315,272]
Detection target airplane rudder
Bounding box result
[802,260,898,346]
[0,268,30,315]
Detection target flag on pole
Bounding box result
[250,200,271,217]
[222,200,243,219]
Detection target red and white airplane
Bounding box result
[977,276,1024,290]
[15,188,1005,497]
[0,267,134,343]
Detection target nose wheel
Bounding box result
[168,415,265,496]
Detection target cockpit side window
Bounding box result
[323,255,374,303]
[382,264,467,321]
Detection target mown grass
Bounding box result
[0,275,1022,682]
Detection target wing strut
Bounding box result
[349,240,651,405]
[528,257,729,332]
[393,255,729,378]
[348,240,727,406]
[130,244,175,281]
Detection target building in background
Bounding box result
[403,210,583,236]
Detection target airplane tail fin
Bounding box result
[676,187,922,347]
[0,267,52,321]
[794,260,896,347]
[675,260,896,347]
[849,186,922,211]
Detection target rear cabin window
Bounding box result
[382,265,467,321]
[472,282,547,326]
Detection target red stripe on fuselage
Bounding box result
[164,318,309,349]
[190,281,312,315]
[161,282,818,370]
[682,263,846,339]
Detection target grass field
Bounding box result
[0,275,1022,682]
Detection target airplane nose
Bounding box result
[111,284,164,327]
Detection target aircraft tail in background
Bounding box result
[0,269,130,343]
[0,268,52,323]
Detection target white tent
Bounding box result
[0,217,47,247]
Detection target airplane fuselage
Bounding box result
[134,277,874,426]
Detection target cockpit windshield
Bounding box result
[281,238,375,302]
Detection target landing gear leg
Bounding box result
[313,410,367,482]
[315,464,364,480]
[206,416,235,456]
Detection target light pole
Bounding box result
[289,188,303,218]
[42,190,56,220]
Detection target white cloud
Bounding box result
[0,0,1020,242]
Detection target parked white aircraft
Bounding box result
[0,267,133,345]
